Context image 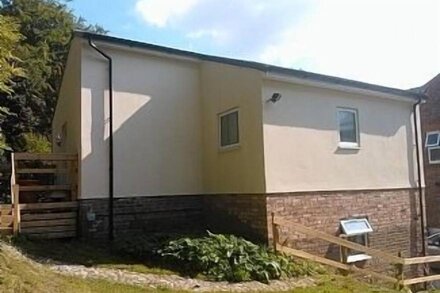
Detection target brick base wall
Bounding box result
[78,188,423,269]
[78,195,205,240]
[266,188,422,273]
[204,194,268,243]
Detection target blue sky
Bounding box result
[67,0,439,89]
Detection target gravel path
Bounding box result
[49,264,316,292]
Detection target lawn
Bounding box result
[5,238,440,293]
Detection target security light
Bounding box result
[268,93,282,103]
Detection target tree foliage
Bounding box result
[0,0,105,151]
[0,15,24,94]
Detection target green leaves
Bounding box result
[0,0,106,151]
[0,15,24,94]
[158,231,321,283]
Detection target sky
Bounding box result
[67,0,440,89]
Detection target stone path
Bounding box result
[49,264,316,292]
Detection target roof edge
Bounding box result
[75,30,426,102]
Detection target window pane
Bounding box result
[340,218,372,235]
[220,111,239,147]
[430,148,440,163]
[426,133,440,147]
[338,110,357,143]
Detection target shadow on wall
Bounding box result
[80,46,203,199]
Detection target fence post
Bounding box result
[12,184,20,235]
[395,251,404,290]
[271,213,279,252]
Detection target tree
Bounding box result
[0,0,105,151]
[0,15,24,94]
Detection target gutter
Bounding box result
[413,97,426,256]
[88,38,114,241]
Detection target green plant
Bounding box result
[159,231,322,283]
[22,132,51,153]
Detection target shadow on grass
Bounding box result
[11,233,202,278]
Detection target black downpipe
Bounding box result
[413,98,425,256]
[88,38,114,241]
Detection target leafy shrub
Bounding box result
[159,231,322,283]
[22,133,51,153]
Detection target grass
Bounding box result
[5,238,440,293]
[0,242,174,293]
[12,237,175,276]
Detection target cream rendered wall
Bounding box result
[201,62,265,193]
[262,79,418,192]
[52,39,82,155]
[80,42,203,199]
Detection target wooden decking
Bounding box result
[2,152,79,239]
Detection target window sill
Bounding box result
[346,254,371,263]
[219,144,241,153]
[338,143,360,150]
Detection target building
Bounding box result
[419,74,440,229]
[53,31,426,261]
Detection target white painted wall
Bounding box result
[80,42,203,198]
[262,79,419,192]
[54,38,422,199]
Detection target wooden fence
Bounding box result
[3,153,79,239]
[271,213,440,288]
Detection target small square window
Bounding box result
[428,147,440,164]
[337,108,359,148]
[219,109,239,148]
[340,218,373,235]
[340,218,373,263]
[426,132,440,147]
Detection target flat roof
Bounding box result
[75,31,425,101]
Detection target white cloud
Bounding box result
[134,0,440,88]
[135,0,199,27]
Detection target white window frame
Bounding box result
[340,218,373,263]
[425,131,440,148]
[428,146,440,164]
[337,107,360,149]
[340,218,373,236]
[218,108,240,150]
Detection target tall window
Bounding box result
[337,108,359,148]
[219,109,239,148]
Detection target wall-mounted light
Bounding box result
[55,133,62,146]
[268,92,282,103]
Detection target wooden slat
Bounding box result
[26,231,76,239]
[20,201,78,211]
[21,224,76,234]
[403,255,440,265]
[279,245,398,283]
[274,218,404,264]
[402,274,440,286]
[14,153,77,161]
[19,185,71,192]
[0,215,13,223]
[12,185,20,234]
[21,218,76,228]
[279,245,350,270]
[21,212,76,221]
[17,168,68,174]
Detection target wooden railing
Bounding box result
[9,153,78,238]
[271,213,440,289]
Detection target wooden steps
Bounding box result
[19,201,78,239]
